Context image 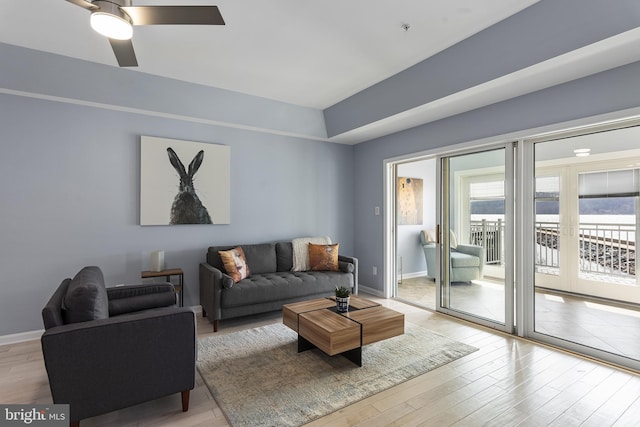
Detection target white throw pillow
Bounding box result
[291,236,332,271]
[450,230,458,249]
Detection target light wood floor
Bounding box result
[398,276,640,359]
[2,296,640,426]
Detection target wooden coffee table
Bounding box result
[282,296,404,366]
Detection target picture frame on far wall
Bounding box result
[140,136,231,225]
[397,177,423,225]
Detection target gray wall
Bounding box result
[353,60,640,293]
[0,47,354,336]
[397,159,436,277]
[3,0,640,335]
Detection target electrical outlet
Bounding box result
[372,266,377,276]
[374,206,380,216]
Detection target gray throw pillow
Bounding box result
[63,266,109,324]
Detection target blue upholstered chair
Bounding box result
[420,230,485,283]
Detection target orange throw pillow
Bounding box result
[218,247,250,283]
[308,243,339,271]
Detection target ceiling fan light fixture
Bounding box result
[90,3,133,40]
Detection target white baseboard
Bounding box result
[359,273,430,298]
[0,329,43,346]
[399,270,428,280]
[358,285,385,297]
[0,305,202,347]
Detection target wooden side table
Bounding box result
[141,268,184,307]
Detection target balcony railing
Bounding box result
[471,220,636,278]
[470,219,503,265]
[535,222,560,270]
[535,222,636,277]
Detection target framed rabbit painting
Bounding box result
[140,136,231,225]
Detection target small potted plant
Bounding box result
[335,286,351,312]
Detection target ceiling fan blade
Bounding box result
[64,0,99,10]
[109,39,138,67]
[121,6,225,26]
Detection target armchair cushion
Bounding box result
[450,252,481,268]
[455,243,484,259]
[63,266,109,324]
[107,283,177,316]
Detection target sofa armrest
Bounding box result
[338,255,358,295]
[41,307,195,422]
[106,283,176,316]
[199,263,224,323]
[338,261,354,273]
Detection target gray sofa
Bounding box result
[199,241,358,331]
[41,266,196,427]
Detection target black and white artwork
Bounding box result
[140,136,230,225]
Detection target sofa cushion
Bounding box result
[450,251,480,268]
[219,247,251,283]
[275,241,293,272]
[220,271,353,309]
[63,266,109,324]
[241,243,277,274]
[207,245,233,271]
[309,243,339,271]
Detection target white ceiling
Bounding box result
[0,0,540,109]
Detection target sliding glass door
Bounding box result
[438,145,514,332]
[529,124,640,368]
[384,116,640,371]
[393,158,438,309]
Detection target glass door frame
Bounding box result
[384,111,640,372]
[436,142,515,333]
[521,121,640,372]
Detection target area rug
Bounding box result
[197,322,478,427]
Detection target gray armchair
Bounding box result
[41,266,196,427]
[420,230,484,283]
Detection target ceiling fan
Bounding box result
[65,0,225,67]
